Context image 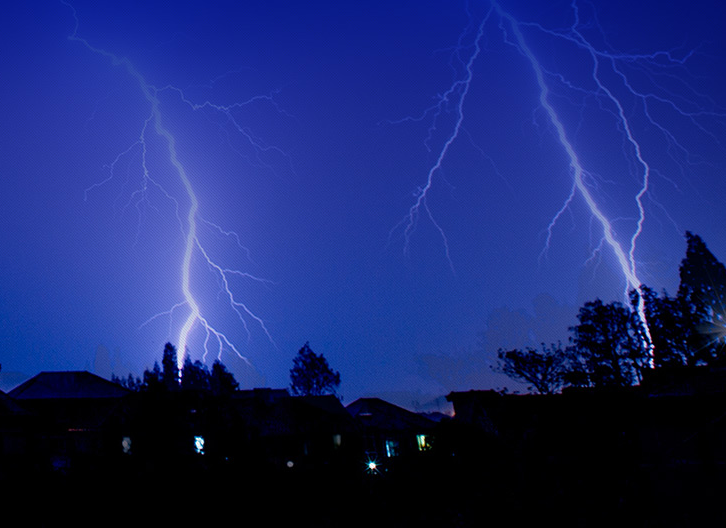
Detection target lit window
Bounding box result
[333,434,342,448]
[416,434,432,451]
[385,439,399,457]
[194,435,205,455]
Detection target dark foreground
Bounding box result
[4,453,725,528]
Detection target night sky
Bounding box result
[1,0,725,408]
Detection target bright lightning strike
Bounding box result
[396,1,726,368]
[491,1,656,364]
[64,2,282,372]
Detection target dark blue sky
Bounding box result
[1,0,725,407]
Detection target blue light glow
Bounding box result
[394,1,726,367]
[63,1,287,372]
[0,0,724,398]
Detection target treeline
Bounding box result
[111,342,239,395]
[498,232,726,393]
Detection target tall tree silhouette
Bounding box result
[161,343,179,390]
[636,286,691,368]
[496,343,570,394]
[210,360,239,395]
[676,232,726,364]
[290,342,341,396]
[181,355,210,391]
[569,299,647,388]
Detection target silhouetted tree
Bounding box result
[635,286,691,368]
[210,359,239,395]
[496,234,726,390]
[137,344,240,395]
[496,342,570,394]
[142,361,163,392]
[676,231,726,364]
[290,342,341,396]
[161,342,179,390]
[111,372,142,391]
[569,299,647,388]
[181,355,210,391]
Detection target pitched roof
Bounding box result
[0,390,29,417]
[9,371,130,400]
[228,390,357,436]
[295,394,350,416]
[347,397,435,432]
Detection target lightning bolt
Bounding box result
[392,7,493,275]
[64,2,281,372]
[397,0,726,369]
[491,1,657,365]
